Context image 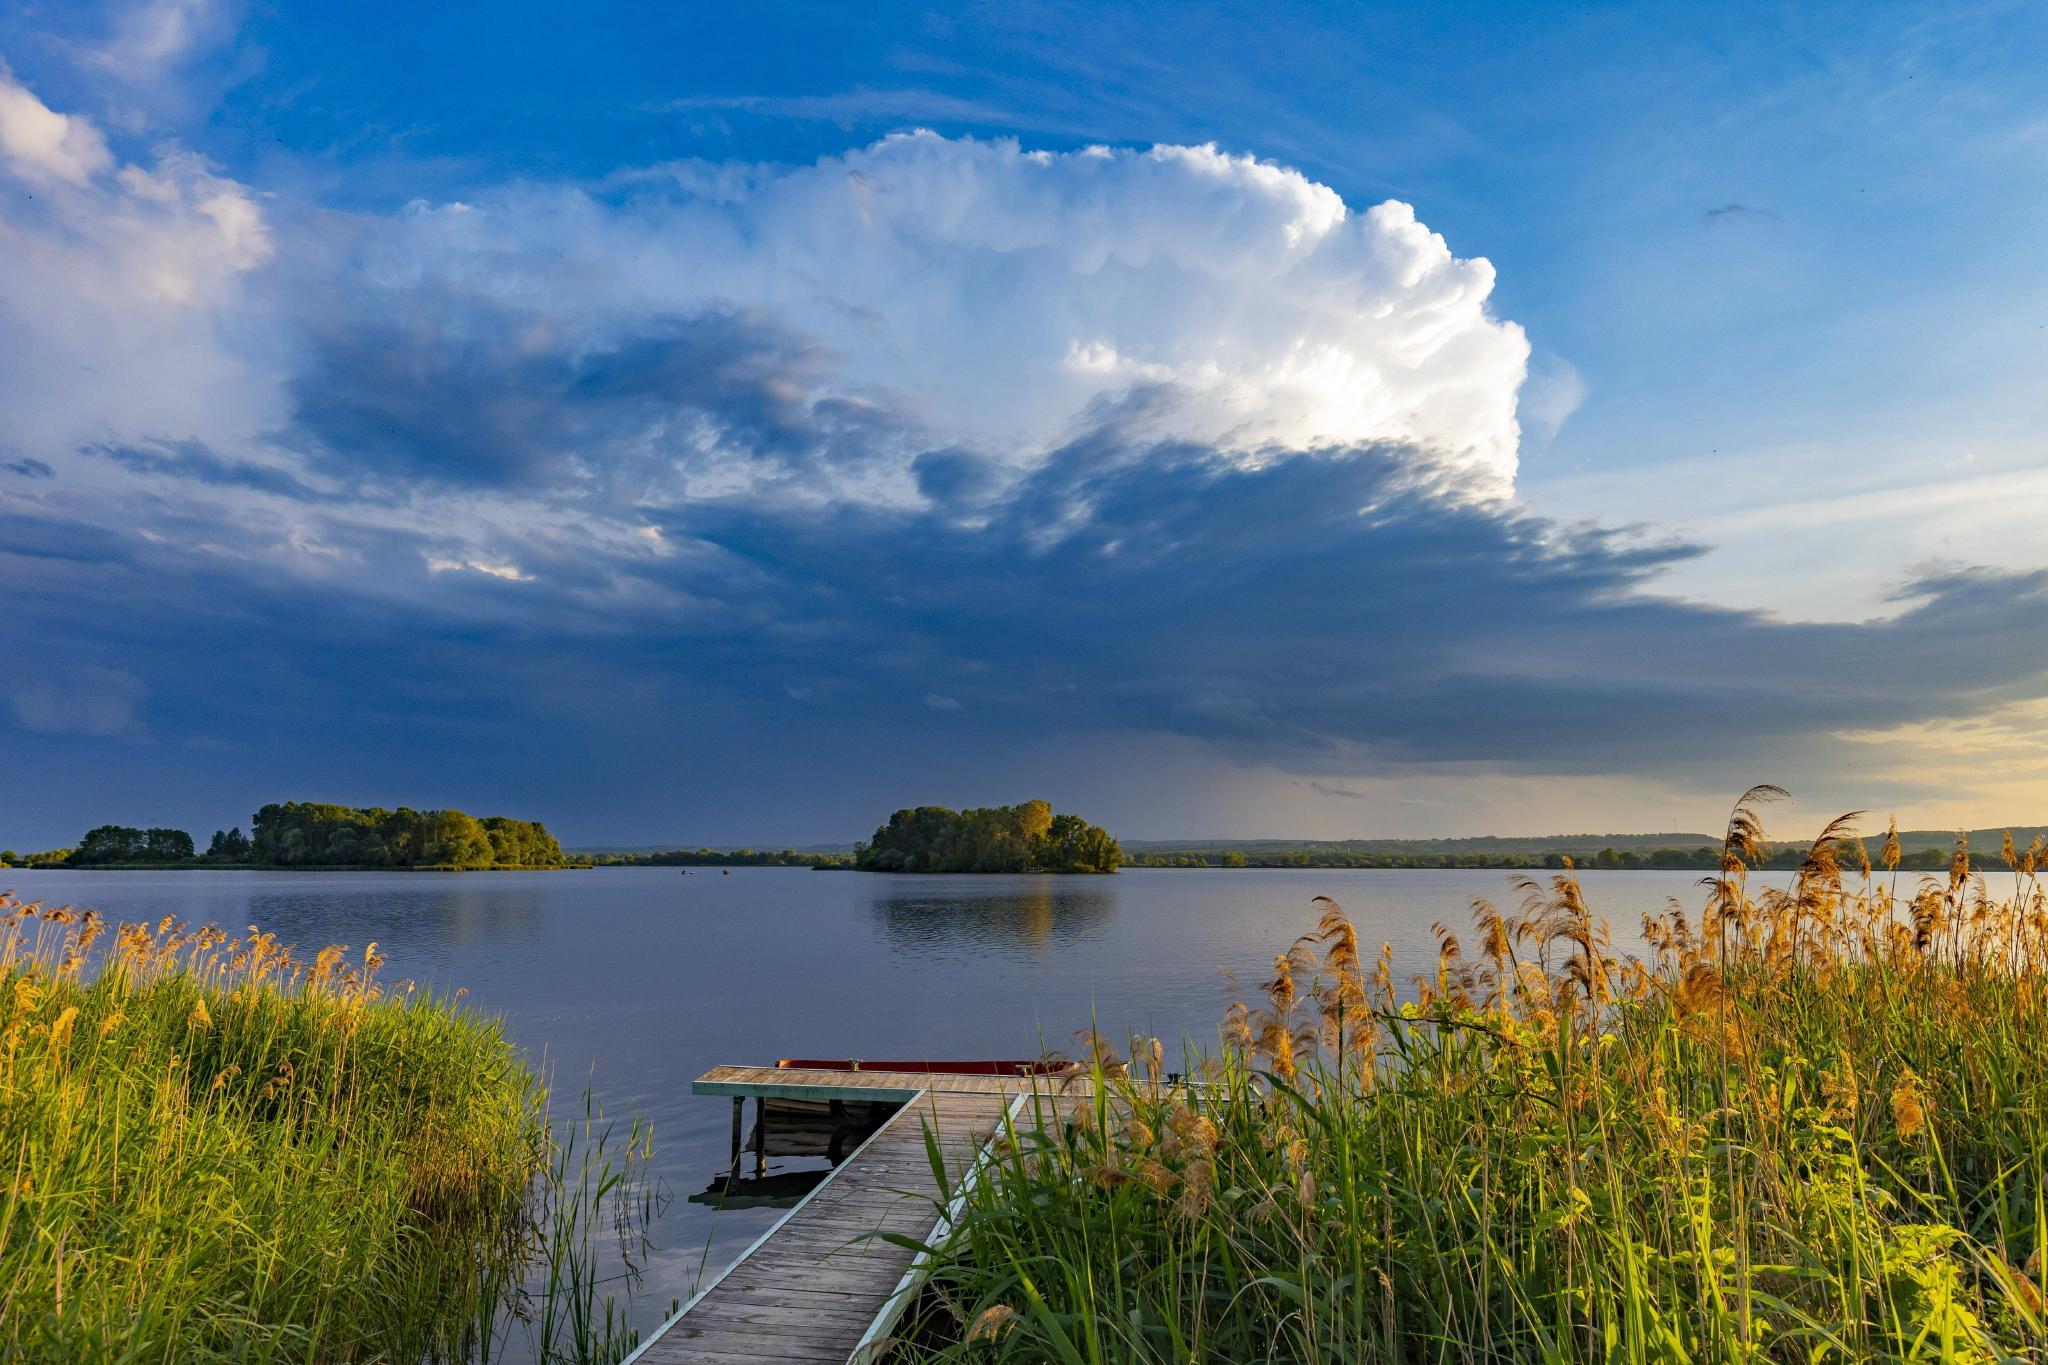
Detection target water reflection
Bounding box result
[867,876,1115,954]
[687,1169,829,1212]
[238,885,551,954]
[2,872,550,955]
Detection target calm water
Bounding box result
[3,864,1725,1337]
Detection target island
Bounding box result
[852,799,1122,873]
[5,800,569,870]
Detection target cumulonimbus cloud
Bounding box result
[2,82,1534,524]
[363,132,1531,499]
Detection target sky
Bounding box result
[2,0,2046,849]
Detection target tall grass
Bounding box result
[906,789,2048,1361]
[0,891,651,1363]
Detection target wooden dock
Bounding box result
[625,1066,1066,1365]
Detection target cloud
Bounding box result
[87,438,331,501]
[1703,202,1782,225]
[285,303,898,494]
[662,88,1024,130]
[12,422,2048,823]
[425,555,531,581]
[334,132,1529,500]
[0,71,274,469]
[9,665,148,737]
[3,455,53,477]
[1519,354,1586,448]
[1308,780,1369,800]
[622,435,2048,784]
[0,109,1530,564]
[87,0,229,81]
[0,72,113,184]
[911,447,1006,508]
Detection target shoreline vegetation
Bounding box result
[0,891,654,1363]
[853,801,1123,874]
[900,789,2048,1361]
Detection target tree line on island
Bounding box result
[854,800,1123,873]
[3,802,568,870]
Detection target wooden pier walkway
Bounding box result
[625,1066,1066,1365]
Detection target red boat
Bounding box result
[776,1057,1066,1076]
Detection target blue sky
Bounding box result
[2,0,2045,848]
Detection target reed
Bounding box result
[904,788,2048,1361]
[0,891,650,1363]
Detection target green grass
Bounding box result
[901,796,2048,1362]
[0,893,650,1363]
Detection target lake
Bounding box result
[2,863,1729,1340]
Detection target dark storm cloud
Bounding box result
[911,447,1007,508]
[10,292,2048,842]
[627,438,2048,780]
[285,297,919,491]
[0,506,144,566]
[17,420,2048,804]
[3,455,53,478]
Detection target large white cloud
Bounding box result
[373,132,1532,498]
[0,73,113,184]
[0,71,274,462]
[0,76,1530,589]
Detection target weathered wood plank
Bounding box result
[691,1064,1077,1104]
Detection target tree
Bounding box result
[424,810,493,869]
[1016,799,1053,844]
[66,825,193,864]
[207,827,252,861]
[854,801,1121,874]
[1043,813,1123,873]
[241,800,563,869]
[144,828,195,861]
[74,825,146,864]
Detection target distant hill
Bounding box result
[1125,825,2048,859]
[1886,826,2048,854]
[1123,833,1722,857]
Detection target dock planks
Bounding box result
[628,1074,1048,1365]
[693,1064,1052,1102]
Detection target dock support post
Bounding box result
[729,1097,743,1172]
[752,1096,768,1177]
